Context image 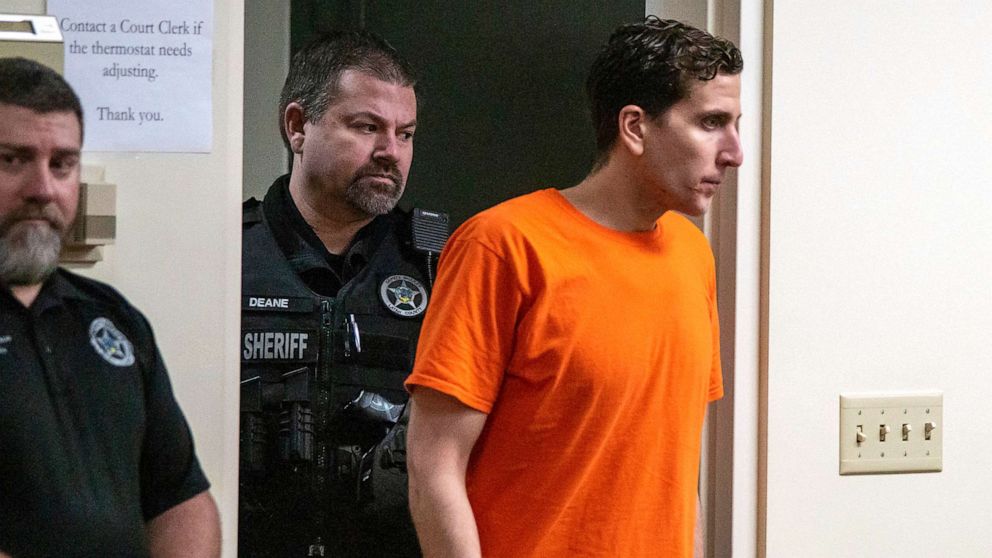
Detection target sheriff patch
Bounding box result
[379,275,428,317]
[242,329,317,363]
[89,317,136,367]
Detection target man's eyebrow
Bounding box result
[348,110,384,122]
[701,109,734,120]
[52,149,82,160]
[347,111,417,129]
[0,143,81,160]
[0,142,34,153]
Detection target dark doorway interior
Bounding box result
[291,0,643,226]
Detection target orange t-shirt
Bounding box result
[407,189,722,557]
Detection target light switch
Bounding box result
[879,424,890,442]
[839,392,942,475]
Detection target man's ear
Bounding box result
[284,102,307,154]
[617,105,647,157]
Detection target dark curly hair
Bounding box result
[586,17,742,166]
[278,30,416,147]
[0,57,83,140]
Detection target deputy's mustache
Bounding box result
[353,163,403,186]
[0,203,67,236]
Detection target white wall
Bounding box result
[32,0,244,554]
[764,2,992,556]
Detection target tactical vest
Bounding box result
[239,199,443,557]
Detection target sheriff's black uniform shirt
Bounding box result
[240,176,424,557]
[0,269,210,558]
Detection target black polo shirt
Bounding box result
[0,269,210,558]
[261,175,397,297]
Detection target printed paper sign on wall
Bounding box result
[47,0,213,152]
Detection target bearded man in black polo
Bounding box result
[0,57,220,558]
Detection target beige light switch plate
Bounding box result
[839,392,942,475]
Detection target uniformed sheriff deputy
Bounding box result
[239,31,446,557]
[0,58,221,557]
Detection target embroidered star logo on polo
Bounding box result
[88,317,136,367]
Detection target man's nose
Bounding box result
[23,162,59,203]
[719,129,744,168]
[372,132,400,164]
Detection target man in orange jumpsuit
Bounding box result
[405,17,744,558]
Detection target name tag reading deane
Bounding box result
[242,296,314,313]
